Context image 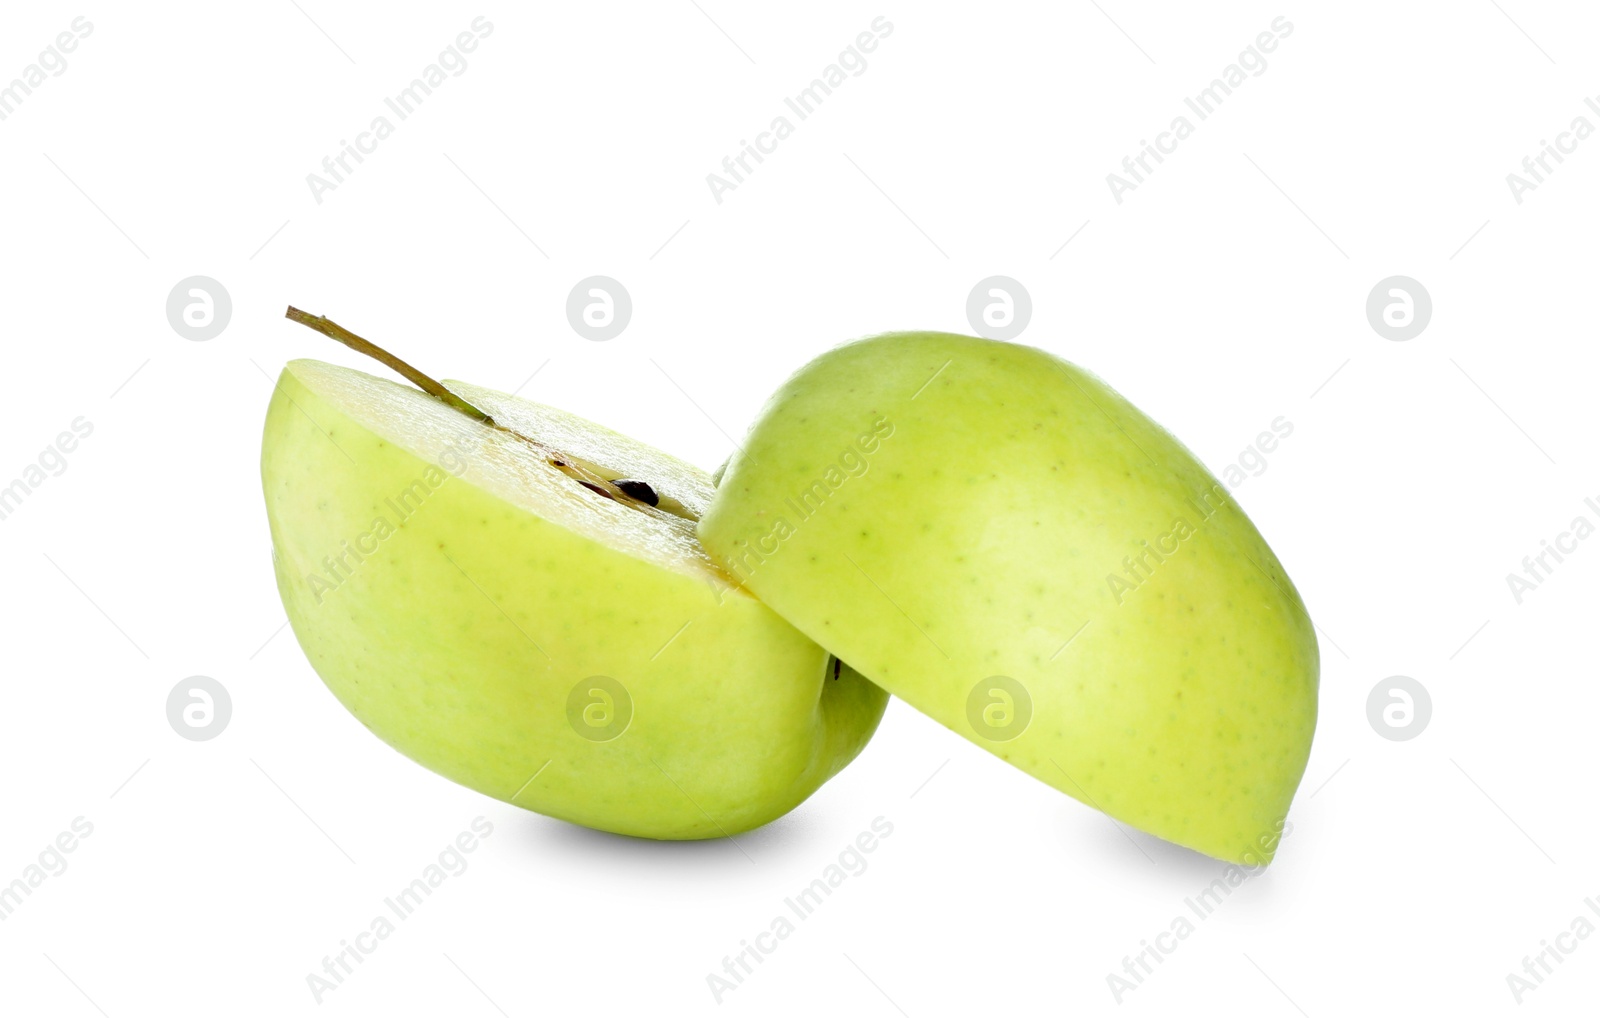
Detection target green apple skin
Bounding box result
[699,333,1318,863]
[262,360,887,840]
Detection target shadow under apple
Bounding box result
[496,800,842,874]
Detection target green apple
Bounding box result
[699,332,1318,863]
[261,314,886,839]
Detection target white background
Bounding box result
[1,1,1595,1014]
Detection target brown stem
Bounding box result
[282,305,698,523]
[285,306,493,423]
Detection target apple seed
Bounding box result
[612,479,659,507]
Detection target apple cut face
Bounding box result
[261,359,887,839]
[699,332,1319,864]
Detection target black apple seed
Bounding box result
[613,478,660,506]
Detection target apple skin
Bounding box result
[262,360,887,839]
[699,333,1318,863]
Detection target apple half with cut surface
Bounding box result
[261,316,887,840]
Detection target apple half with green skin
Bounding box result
[699,332,1318,863]
[261,317,887,840]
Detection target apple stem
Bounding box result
[282,305,699,524]
[285,306,494,424]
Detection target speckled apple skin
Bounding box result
[699,333,1318,863]
[262,361,886,839]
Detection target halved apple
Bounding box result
[699,332,1318,863]
[262,351,886,839]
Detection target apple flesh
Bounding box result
[698,332,1318,863]
[262,358,887,839]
